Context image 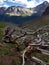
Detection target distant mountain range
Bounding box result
[0,1,49,24]
[0,6,34,16]
[0,6,40,24]
[0,1,49,16]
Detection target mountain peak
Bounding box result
[43,1,49,5]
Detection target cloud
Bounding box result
[0,0,9,7]
[3,2,9,7]
[7,0,37,8]
[0,0,4,4]
[0,0,49,8]
[26,0,36,8]
[46,0,49,2]
[7,0,46,8]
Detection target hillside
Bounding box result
[0,21,49,65]
[20,15,49,31]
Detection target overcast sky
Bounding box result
[0,0,49,8]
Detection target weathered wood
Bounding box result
[32,57,46,65]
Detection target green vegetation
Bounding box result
[0,22,22,65]
[0,22,7,41]
[0,22,6,28]
[0,44,21,65]
[17,38,23,43]
[0,30,3,40]
[18,46,24,51]
[12,59,17,65]
[0,44,16,56]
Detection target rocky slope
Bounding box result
[43,6,49,15]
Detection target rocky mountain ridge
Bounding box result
[0,6,34,16]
